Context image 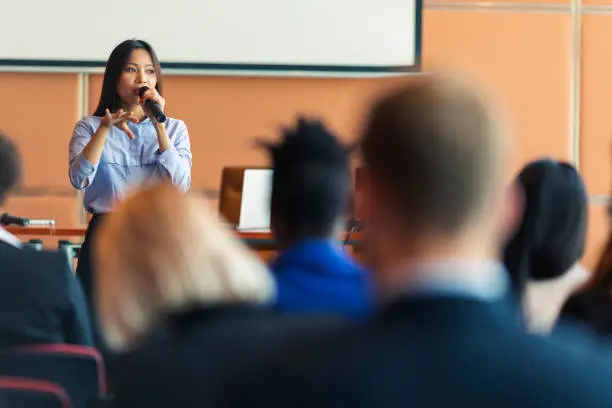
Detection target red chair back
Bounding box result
[0,344,105,408]
[0,376,71,408]
[15,344,106,395]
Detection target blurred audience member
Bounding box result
[560,225,612,336]
[96,183,348,408]
[224,76,612,408]
[0,133,92,347]
[259,118,372,318]
[503,159,589,333]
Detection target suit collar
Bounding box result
[381,259,509,303]
[379,295,521,331]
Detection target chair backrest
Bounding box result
[0,376,71,408]
[0,344,105,408]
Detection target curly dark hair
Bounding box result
[259,117,352,242]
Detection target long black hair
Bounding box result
[93,39,163,116]
[503,159,588,298]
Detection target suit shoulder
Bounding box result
[10,248,71,274]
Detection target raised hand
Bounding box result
[102,108,140,139]
[139,87,166,122]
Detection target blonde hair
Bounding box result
[94,183,275,351]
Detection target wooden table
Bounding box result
[6,227,363,252]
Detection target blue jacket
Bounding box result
[271,239,373,319]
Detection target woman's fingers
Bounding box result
[124,112,140,123]
[140,89,155,105]
[140,89,165,111]
[119,121,136,139]
[114,110,139,123]
[103,109,114,126]
[106,109,137,139]
[104,109,139,137]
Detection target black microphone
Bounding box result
[138,86,166,123]
[0,213,30,227]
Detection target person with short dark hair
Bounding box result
[503,159,589,333]
[259,118,372,318]
[0,133,92,347]
[224,76,612,408]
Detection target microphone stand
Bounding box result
[343,218,363,248]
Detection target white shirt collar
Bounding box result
[383,259,509,302]
[0,226,22,248]
[523,264,589,333]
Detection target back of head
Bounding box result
[361,75,503,239]
[262,118,352,244]
[95,183,275,351]
[504,159,588,292]
[0,134,22,206]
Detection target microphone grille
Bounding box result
[138,86,149,97]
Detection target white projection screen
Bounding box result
[0,0,422,76]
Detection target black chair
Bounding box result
[0,344,105,408]
[0,376,71,408]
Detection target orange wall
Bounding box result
[0,1,610,269]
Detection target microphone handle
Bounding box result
[144,100,167,123]
[0,213,30,226]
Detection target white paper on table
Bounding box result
[237,169,273,231]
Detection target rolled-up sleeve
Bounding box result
[157,120,192,192]
[69,120,98,190]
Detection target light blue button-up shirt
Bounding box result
[69,115,192,214]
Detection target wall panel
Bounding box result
[89,75,404,193]
[423,9,572,174]
[585,204,609,270]
[0,73,80,188]
[580,14,612,195]
[430,0,570,4]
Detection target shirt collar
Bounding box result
[523,263,589,333]
[273,238,352,270]
[0,226,21,248]
[383,259,509,302]
[276,238,338,258]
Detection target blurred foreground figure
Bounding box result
[96,183,348,407]
[561,223,612,336]
[223,75,612,408]
[0,133,91,347]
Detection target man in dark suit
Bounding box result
[224,76,612,407]
[0,133,92,347]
